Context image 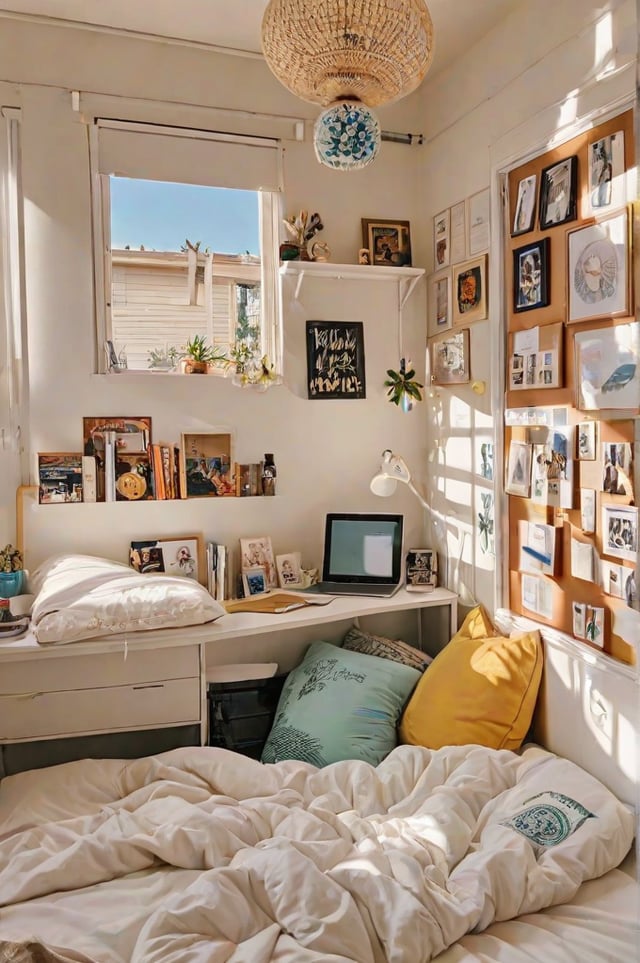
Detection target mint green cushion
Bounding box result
[261,640,421,767]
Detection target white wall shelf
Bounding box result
[280,260,425,308]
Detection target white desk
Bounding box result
[0,587,457,757]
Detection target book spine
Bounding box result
[81,455,97,503]
[104,431,116,502]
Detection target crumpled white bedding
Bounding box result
[0,744,634,962]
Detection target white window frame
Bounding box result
[88,120,283,374]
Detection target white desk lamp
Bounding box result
[369,449,429,510]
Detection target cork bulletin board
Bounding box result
[504,108,637,665]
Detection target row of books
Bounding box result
[36,417,273,504]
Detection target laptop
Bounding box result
[304,512,404,598]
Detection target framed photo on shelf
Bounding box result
[429,328,470,385]
[513,237,550,312]
[361,218,412,267]
[38,452,84,504]
[505,439,532,497]
[512,173,537,236]
[180,431,234,498]
[129,535,203,583]
[452,255,487,324]
[428,269,452,337]
[306,320,366,399]
[433,208,450,268]
[567,208,630,323]
[240,536,277,587]
[538,155,577,229]
[588,130,625,214]
[574,321,639,411]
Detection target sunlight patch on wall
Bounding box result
[444,435,472,472]
[444,477,472,512]
[449,394,472,429]
[594,12,614,77]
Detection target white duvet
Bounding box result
[0,744,634,962]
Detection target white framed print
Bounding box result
[588,130,625,214]
[601,504,638,562]
[433,208,450,268]
[505,440,532,497]
[467,187,490,254]
[428,269,452,337]
[512,174,537,236]
[568,208,630,323]
[574,321,640,411]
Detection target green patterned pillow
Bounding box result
[261,640,421,767]
[342,626,432,672]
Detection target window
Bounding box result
[89,120,283,376]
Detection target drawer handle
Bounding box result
[132,684,165,691]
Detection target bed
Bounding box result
[0,557,637,962]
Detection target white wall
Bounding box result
[416,0,637,614]
[0,18,430,579]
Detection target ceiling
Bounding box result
[0,0,518,78]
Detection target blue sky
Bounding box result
[110,177,259,254]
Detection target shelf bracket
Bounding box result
[294,269,306,300]
[399,274,422,310]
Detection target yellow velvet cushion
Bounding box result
[399,605,543,751]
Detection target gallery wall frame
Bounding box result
[573,320,639,411]
[512,173,537,236]
[513,237,550,312]
[452,255,488,325]
[427,269,452,338]
[567,207,630,323]
[429,328,470,385]
[587,129,625,215]
[538,154,578,229]
[433,208,450,268]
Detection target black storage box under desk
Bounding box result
[207,675,286,759]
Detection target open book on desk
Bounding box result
[224,591,335,615]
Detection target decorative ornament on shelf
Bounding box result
[180,335,228,374]
[282,210,324,260]
[229,345,282,391]
[261,0,434,171]
[384,358,424,411]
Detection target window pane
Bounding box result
[108,177,265,371]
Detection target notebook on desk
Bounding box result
[304,512,404,598]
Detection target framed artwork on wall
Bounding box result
[428,269,452,337]
[306,320,366,399]
[574,321,639,410]
[505,440,532,497]
[539,155,578,229]
[588,130,625,214]
[429,328,470,385]
[567,208,630,323]
[361,218,412,266]
[513,237,550,312]
[452,255,488,324]
[433,208,450,268]
[467,187,490,254]
[512,174,537,236]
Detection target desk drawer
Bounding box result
[0,646,200,695]
[0,677,201,741]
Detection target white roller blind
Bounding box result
[96,120,283,192]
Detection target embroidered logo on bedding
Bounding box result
[501,791,595,848]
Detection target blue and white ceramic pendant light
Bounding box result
[261,0,434,170]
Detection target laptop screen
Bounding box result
[322,513,404,585]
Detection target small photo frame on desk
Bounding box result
[242,569,268,597]
[129,535,203,583]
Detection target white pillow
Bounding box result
[30,553,225,645]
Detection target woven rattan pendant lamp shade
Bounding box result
[261,0,434,108]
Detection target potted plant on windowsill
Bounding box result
[180,335,228,374]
